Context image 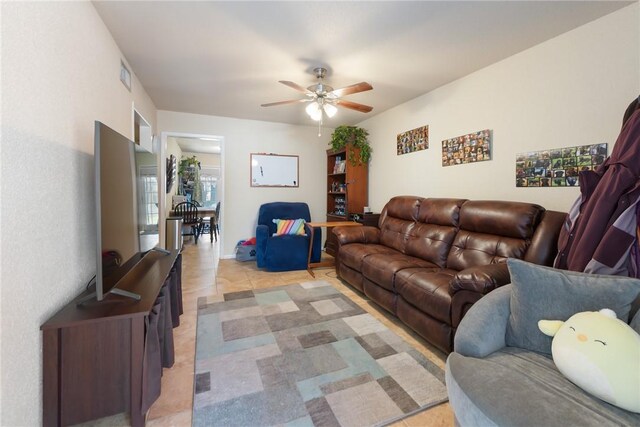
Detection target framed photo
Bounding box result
[515,143,607,187]
[441,129,492,167]
[397,125,429,155]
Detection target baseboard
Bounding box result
[220,254,236,259]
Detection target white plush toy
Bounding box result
[538,309,640,413]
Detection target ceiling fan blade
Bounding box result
[279,80,313,94]
[335,99,373,113]
[329,82,373,98]
[261,99,310,107]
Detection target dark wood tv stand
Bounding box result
[41,250,182,427]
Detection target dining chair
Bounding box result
[211,201,221,242]
[173,202,203,244]
[192,200,212,240]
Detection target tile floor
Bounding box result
[89,238,455,426]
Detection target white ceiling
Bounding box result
[94,1,632,127]
[171,136,221,154]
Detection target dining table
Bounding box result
[169,207,218,242]
[170,208,217,219]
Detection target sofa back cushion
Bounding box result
[258,202,312,236]
[404,198,466,268]
[447,201,544,271]
[379,196,422,253]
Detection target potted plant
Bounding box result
[178,155,200,176]
[330,125,371,165]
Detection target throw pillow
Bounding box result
[272,218,306,236]
[505,258,640,355]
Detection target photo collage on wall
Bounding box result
[441,129,491,167]
[397,125,429,155]
[515,143,607,187]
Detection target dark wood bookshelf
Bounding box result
[325,145,368,256]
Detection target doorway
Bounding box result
[159,132,225,253]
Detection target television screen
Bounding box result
[95,121,159,300]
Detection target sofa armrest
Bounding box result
[255,224,270,268]
[454,285,512,357]
[333,225,380,245]
[525,210,566,266]
[450,263,511,328]
[450,263,511,295]
[256,224,269,239]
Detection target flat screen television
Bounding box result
[93,121,160,301]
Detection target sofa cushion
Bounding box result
[505,258,640,355]
[446,230,526,271]
[458,200,543,240]
[396,268,457,323]
[405,223,458,268]
[446,347,640,427]
[379,217,415,254]
[416,198,466,227]
[383,195,422,220]
[339,243,398,272]
[378,196,422,253]
[362,253,436,292]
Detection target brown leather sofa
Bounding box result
[333,196,566,353]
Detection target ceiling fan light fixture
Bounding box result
[310,109,323,121]
[323,103,337,118]
[263,66,373,128]
[306,101,322,121]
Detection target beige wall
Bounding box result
[1,2,638,424]
[158,111,331,257]
[1,2,157,425]
[182,151,221,168]
[136,151,157,167]
[359,4,639,213]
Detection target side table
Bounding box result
[306,221,362,277]
[355,213,381,227]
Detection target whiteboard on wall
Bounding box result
[250,153,299,187]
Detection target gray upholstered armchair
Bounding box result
[445,260,640,427]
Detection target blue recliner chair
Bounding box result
[256,202,321,272]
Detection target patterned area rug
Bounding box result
[193,281,448,427]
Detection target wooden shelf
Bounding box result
[326,144,368,256]
[327,213,348,220]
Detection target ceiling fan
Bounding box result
[261,67,373,124]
